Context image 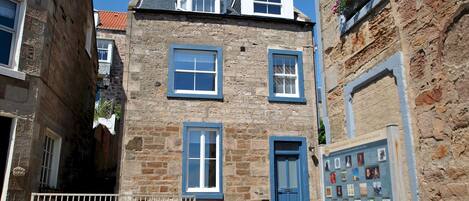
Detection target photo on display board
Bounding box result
[341,171,347,182]
[335,157,341,169]
[357,152,365,166]
[325,186,333,197]
[325,160,331,171]
[336,185,343,197]
[377,148,387,162]
[345,155,352,168]
[352,168,360,181]
[347,184,355,197]
[373,181,383,196]
[359,183,368,196]
[365,165,380,180]
[330,172,337,184]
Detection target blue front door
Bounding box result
[276,155,300,201]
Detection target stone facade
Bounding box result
[120,11,319,201]
[0,0,97,199]
[319,0,469,200]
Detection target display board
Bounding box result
[322,139,393,201]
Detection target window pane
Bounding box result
[194,52,215,71]
[97,40,109,49]
[273,57,284,74]
[174,72,195,90]
[188,130,201,158]
[193,0,215,12]
[268,5,281,14]
[204,159,216,188]
[0,0,16,29]
[174,50,196,71]
[285,77,296,94]
[275,142,300,151]
[188,159,200,188]
[254,3,267,13]
[204,0,214,13]
[277,158,287,189]
[273,76,284,94]
[204,131,217,158]
[195,73,215,91]
[284,56,296,74]
[288,158,298,188]
[0,30,12,65]
[98,49,108,61]
[269,0,281,3]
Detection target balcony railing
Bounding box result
[30,193,196,201]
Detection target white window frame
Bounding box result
[174,50,218,96]
[186,128,220,193]
[39,129,62,189]
[0,116,16,201]
[0,0,26,80]
[176,0,220,13]
[253,0,282,15]
[97,39,113,63]
[241,0,294,19]
[84,18,93,58]
[273,54,300,98]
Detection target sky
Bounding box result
[93,0,314,20]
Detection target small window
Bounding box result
[168,44,223,100]
[177,0,220,13]
[268,49,305,103]
[97,39,113,63]
[254,0,281,15]
[40,130,61,189]
[182,122,223,199]
[0,0,18,67]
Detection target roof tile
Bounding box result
[97,11,127,31]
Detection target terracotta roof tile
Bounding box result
[97,11,127,31]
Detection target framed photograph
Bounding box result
[347,184,355,197]
[325,186,333,198]
[330,172,337,184]
[365,165,380,180]
[378,148,387,162]
[336,185,343,197]
[341,170,347,182]
[352,168,360,181]
[357,152,365,166]
[359,183,367,196]
[373,181,383,196]
[335,157,341,169]
[325,160,331,171]
[345,155,352,168]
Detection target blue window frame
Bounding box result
[168,44,223,100]
[269,136,310,201]
[268,49,306,103]
[182,122,223,199]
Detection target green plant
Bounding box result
[318,120,326,145]
[332,0,349,15]
[94,99,121,121]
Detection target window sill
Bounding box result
[167,92,223,100]
[0,67,26,80]
[339,0,384,35]
[183,192,223,200]
[268,96,306,104]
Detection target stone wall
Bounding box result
[319,0,469,200]
[121,12,319,201]
[0,0,98,199]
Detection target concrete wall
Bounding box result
[0,0,98,199]
[319,0,469,200]
[120,12,319,201]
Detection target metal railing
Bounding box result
[30,193,196,201]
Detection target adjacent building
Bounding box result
[317,0,469,200]
[0,0,97,200]
[120,0,319,200]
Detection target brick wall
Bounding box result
[120,12,319,200]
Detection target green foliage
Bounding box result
[94,99,121,121]
[318,119,326,145]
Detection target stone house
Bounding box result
[121,0,320,200]
[92,10,128,193]
[0,0,97,200]
[316,0,469,200]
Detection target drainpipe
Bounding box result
[312,0,331,144]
